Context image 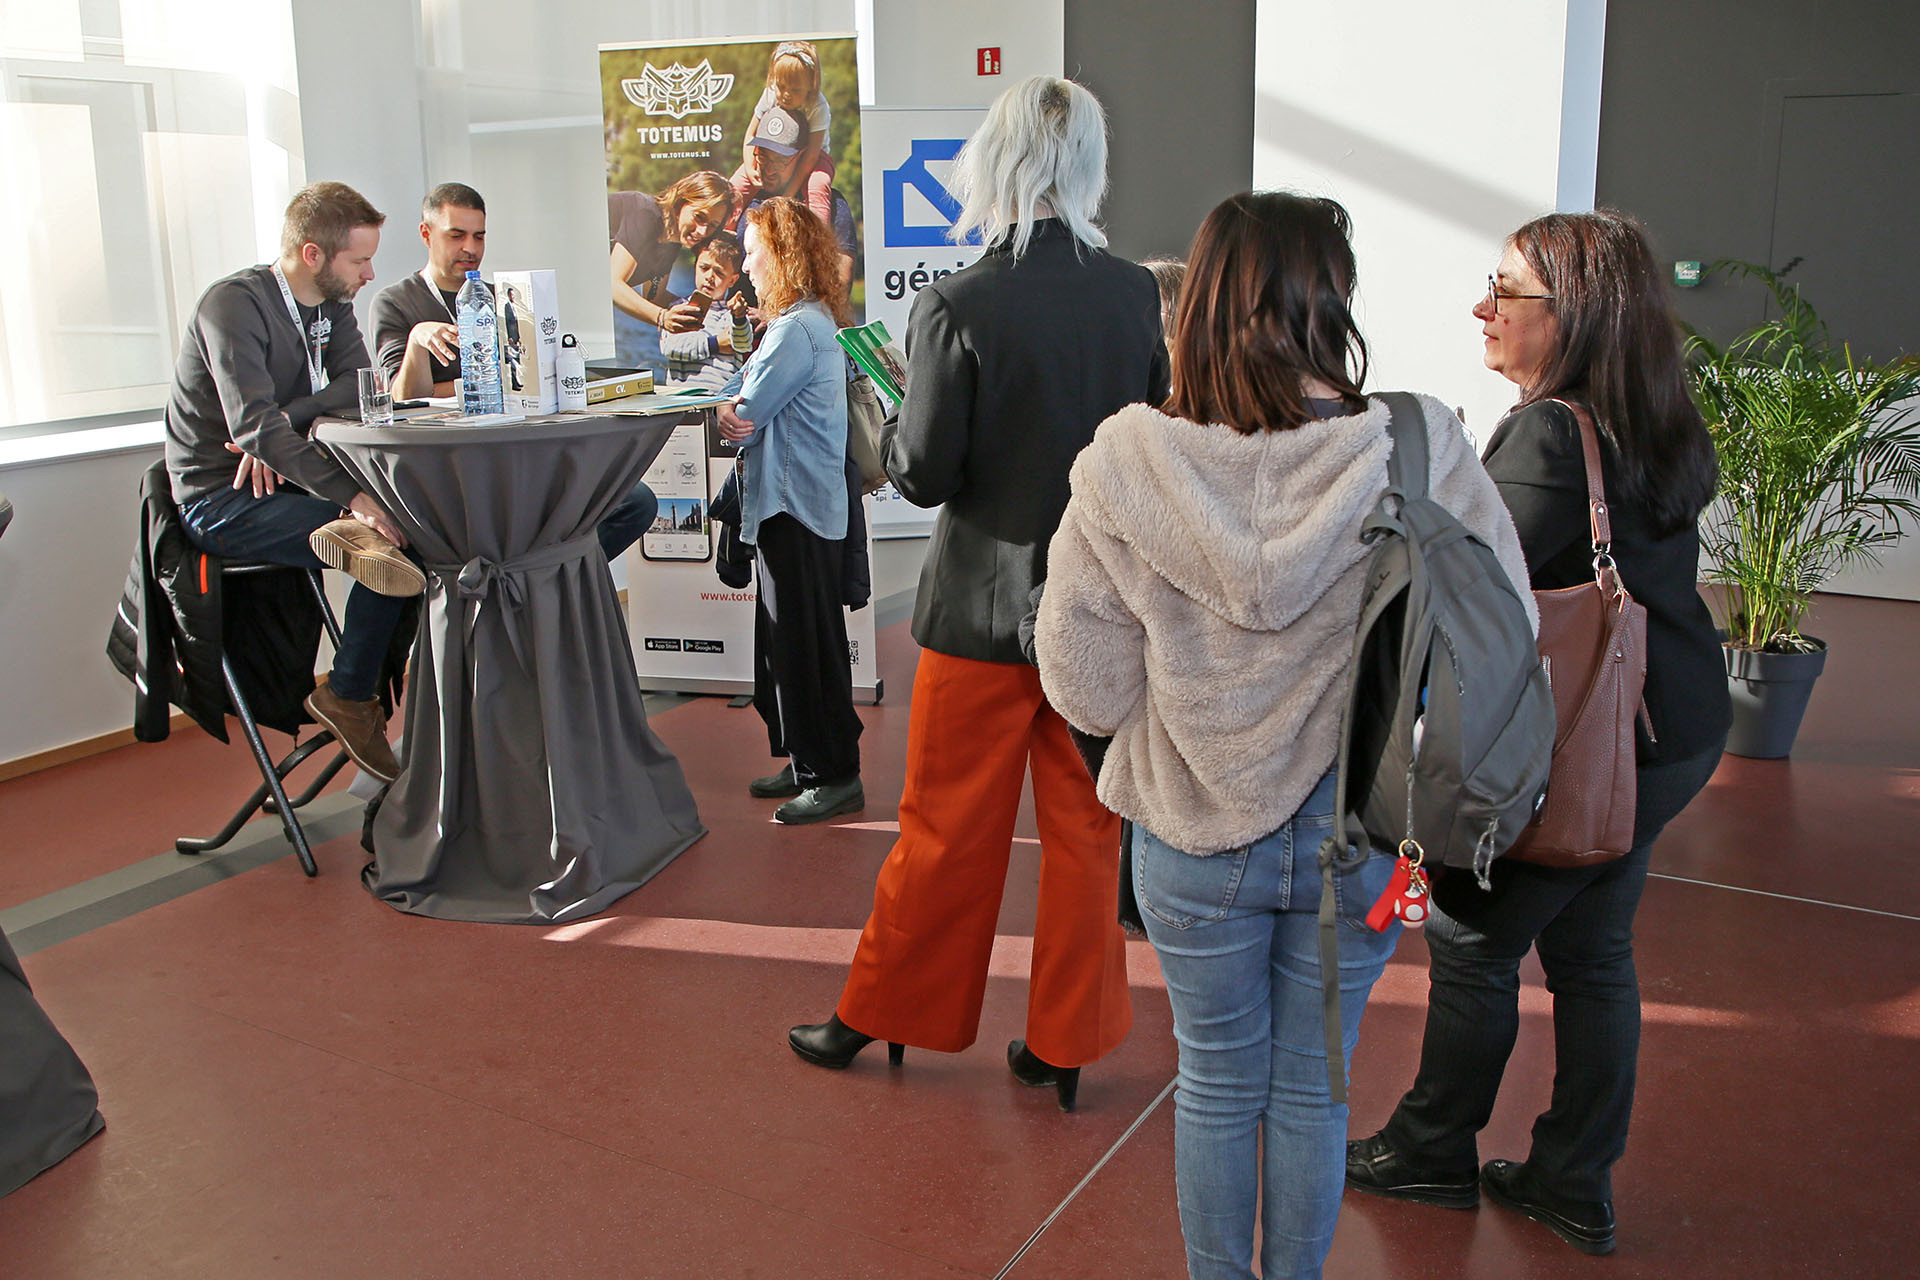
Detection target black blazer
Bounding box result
[887,220,1170,663]
[1481,399,1730,765]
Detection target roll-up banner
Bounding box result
[601,33,879,701]
[858,106,987,539]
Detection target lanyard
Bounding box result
[421,268,457,322]
[270,263,328,394]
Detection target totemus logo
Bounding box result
[622,61,735,119]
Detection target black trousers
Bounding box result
[752,513,862,787]
[1379,739,1725,1203]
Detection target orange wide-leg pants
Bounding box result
[837,650,1132,1068]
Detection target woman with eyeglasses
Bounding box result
[1036,191,1533,1280]
[1346,210,1728,1257]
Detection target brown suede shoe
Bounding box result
[305,676,400,784]
[309,518,425,598]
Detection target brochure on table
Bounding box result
[859,106,988,539]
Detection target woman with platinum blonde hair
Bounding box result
[789,78,1169,1111]
[947,74,1111,256]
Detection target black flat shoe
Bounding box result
[788,1014,904,1069]
[1480,1159,1615,1256]
[1344,1132,1479,1208]
[774,777,865,825]
[1007,1039,1080,1112]
[748,762,802,798]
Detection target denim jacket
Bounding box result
[722,299,849,543]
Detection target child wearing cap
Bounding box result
[658,231,756,391]
[733,40,835,226]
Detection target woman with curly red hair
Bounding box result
[715,197,864,824]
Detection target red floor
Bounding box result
[1,594,1916,1277]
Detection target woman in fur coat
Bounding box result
[1033,191,1534,1280]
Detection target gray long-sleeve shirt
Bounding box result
[165,264,366,509]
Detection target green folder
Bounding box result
[836,320,906,406]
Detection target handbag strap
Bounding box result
[1547,399,1619,582]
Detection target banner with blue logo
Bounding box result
[859,107,987,538]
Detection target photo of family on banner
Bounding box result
[600,32,880,701]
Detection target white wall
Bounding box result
[0,443,165,765]
[1253,0,1601,442]
[866,0,1062,106]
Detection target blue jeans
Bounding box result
[178,488,408,703]
[598,481,656,563]
[1136,772,1402,1280]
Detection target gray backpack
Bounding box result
[1315,392,1554,1102]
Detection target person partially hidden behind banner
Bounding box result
[713,197,864,825]
[375,182,657,561]
[166,181,422,784]
[787,77,1170,1109]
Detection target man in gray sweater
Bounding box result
[166,181,422,784]
[370,182,484,399]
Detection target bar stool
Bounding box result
[172,562,351,877]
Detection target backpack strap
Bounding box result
[1380,391,1430,502]
[1315,390,1425,1105]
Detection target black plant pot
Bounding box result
[1723,636,1828,758]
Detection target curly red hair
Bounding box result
[745,197,852,327]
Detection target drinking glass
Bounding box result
[357,366,394,427]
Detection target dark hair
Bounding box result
[698,230,744,276]
[1166,192,1368,434]
[423,182,486,219]
[281,181,384,259]
[1508,209,1717,535]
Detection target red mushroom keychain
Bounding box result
[1366,840,1431,931]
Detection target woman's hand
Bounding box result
[717,401,756,442]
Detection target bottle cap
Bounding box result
[466,269,480,279]
[562,333,578,348]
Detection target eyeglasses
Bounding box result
[1486,274,1553,314]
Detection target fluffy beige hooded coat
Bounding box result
[1034,394,1536,855]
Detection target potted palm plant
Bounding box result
[1688,261,1920,757]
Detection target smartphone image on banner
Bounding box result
[641,418,715,563]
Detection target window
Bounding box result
[0,0,303,432]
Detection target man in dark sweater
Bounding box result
[166,181,422,784]
[373,184,658,562]
[370,182,485,399]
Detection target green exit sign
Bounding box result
[1674,260,1703,288]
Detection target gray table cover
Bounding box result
[316,413,706,923]
[3,477,104,1192]
[0,926,104,1198]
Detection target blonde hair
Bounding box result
[949,77,1108,259]
[767,40,821,107]
[745,197,852,327]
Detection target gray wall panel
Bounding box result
[1064,0,1256,262]
[1597,0,1920,349]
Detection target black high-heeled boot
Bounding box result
[1007,1039,1081,1112]
[788,1014,905,1069]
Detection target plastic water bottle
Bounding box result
[556,333,588,412]
[456,270,503,416]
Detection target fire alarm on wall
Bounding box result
[977,48,1001,76]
